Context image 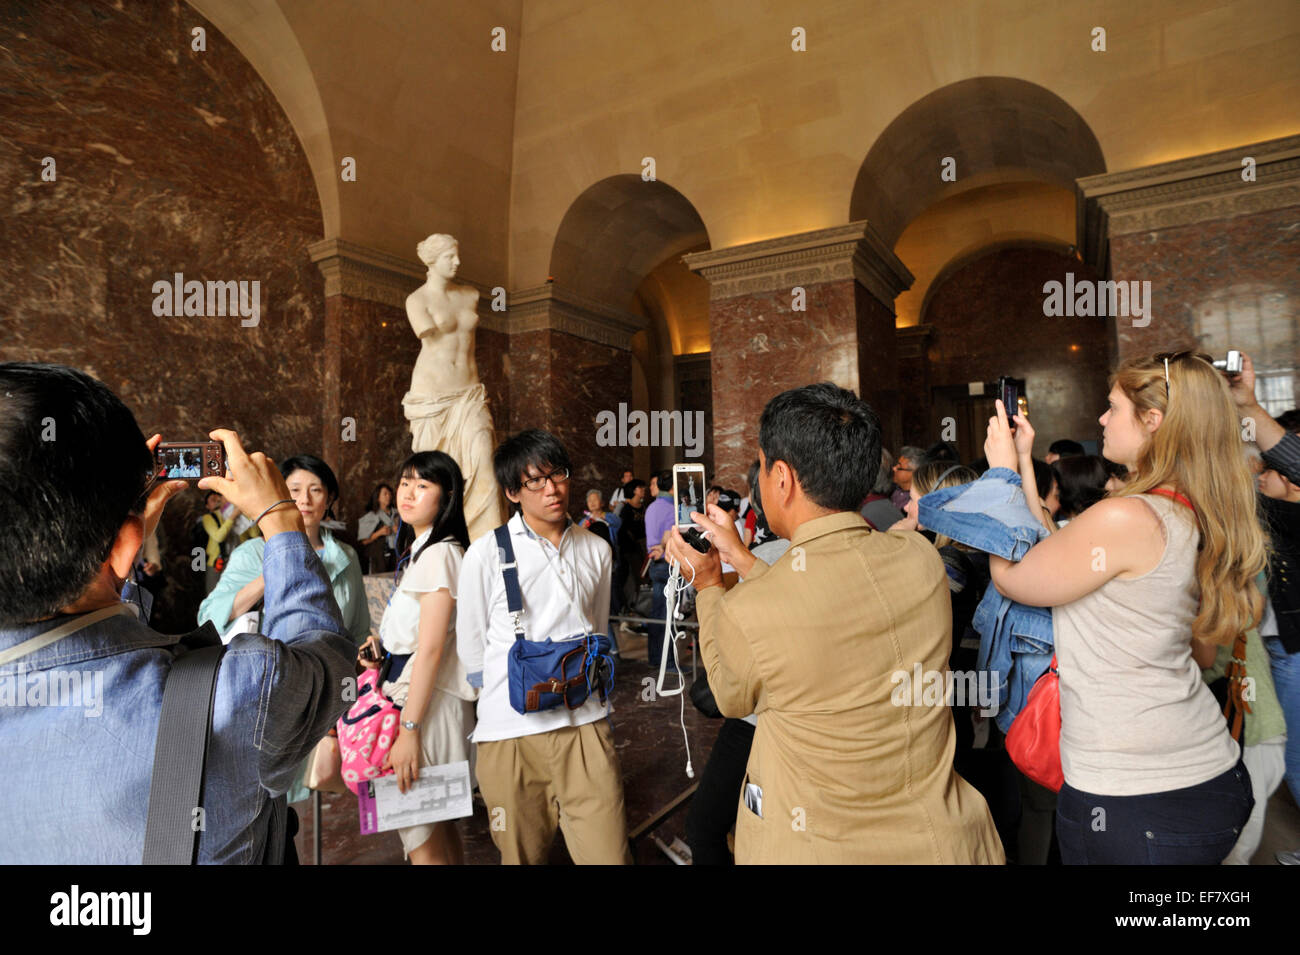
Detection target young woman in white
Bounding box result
[358,451,476,865]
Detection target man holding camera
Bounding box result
[0,363,357,864]
[666,382,1003,864]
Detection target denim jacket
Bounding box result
[917,468,1053,731]
[0,532,356,864]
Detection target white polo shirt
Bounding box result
[456,512,613,742]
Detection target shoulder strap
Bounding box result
[142,636,226,865]
[494,525,526,642]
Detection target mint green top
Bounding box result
[198,528,370,645]
[198,528,369,803]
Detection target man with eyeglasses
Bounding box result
[890,445,925,510]
[455,429,632,864]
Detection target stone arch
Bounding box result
[849,76,1106,247]
[549,175,710,311]
[187,0,339,237]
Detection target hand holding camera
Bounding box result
[139,434,189,542]
[197,429,304,539]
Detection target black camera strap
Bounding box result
[494,524,527,642]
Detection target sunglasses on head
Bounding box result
[1153,351,1213,400]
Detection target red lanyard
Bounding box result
[1149,487,1195,514]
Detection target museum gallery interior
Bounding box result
[1,0,1299,870]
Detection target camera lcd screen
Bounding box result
[156,446,205,479]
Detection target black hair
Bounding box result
[1054,454,1110,520]
[707,484,723,495]
[366,482,395,513]
[758,382,881,511]
[747,459,760,494]
[622,478,647,499]
[921,441,959,469]
[280,454,340,520]
[719,489,742,514]
[1048,438,1085,457]
[654,468,672,492]
[398,451,470,564]
[968,456,990,477]
[1276,409,1300,434]
[1030,458,1057,506]
[0,363,152,625]
[493,429,572,512]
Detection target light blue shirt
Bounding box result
[199,528,370,645]
[0,533,356,863]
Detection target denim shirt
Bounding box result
[918,468,1054,731]
[0,532,356,864]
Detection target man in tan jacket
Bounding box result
[666,383,1004,864]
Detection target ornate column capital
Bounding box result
[507,283,646,350]
[1076,134,1300,273]
[681,220,913,310]
[309,237,510,330]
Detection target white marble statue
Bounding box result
[402,234,503,542]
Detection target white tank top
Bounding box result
[1054,493,1240,795]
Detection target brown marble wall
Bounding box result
[0,1,326,631]
[324,293,421,529]
[497,325,633,520]
[550,329,633,519]
[707,278,864,490]
[477,325,511,435]
[508,329,555,433]
[1109,205,1300,384]
[856,286,902,451]
[913,247,1112,457]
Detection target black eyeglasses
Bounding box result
[522,467,570,491]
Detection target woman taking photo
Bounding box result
[358,451,476,865]
[358,482,399,573]
[985,353,1265,864]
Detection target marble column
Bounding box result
[897,324,934,448]
[1077,135,1300,390]
[310,238,511,529]
[684,222,913,490]
[506,284,643,518]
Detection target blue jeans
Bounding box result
[1055,760,1253,864]
[1265,635,1300,804]
[647,559,673,669]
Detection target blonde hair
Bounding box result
[913,461,978,550]
[1111,353,1267,645]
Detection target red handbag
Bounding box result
[1005,656,1063,792]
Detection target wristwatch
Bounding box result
[401,719,421,731]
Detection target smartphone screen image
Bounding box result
[672,464,706,529]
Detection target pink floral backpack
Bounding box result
[337,668,400,794]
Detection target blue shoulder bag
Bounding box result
[495,525,616,714]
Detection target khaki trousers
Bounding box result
[475,720,632,865]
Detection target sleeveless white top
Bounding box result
[1054,493,1240,796]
